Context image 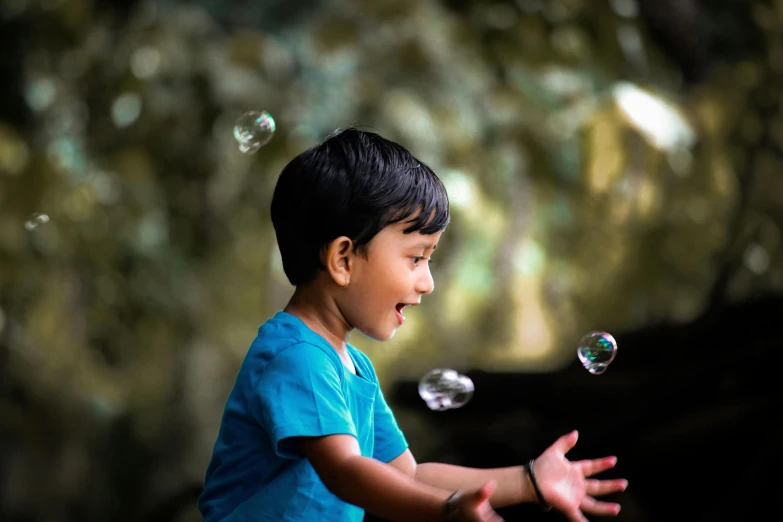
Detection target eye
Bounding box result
[411,256,425,266]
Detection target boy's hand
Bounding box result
[534,431,628,522]
[450,480,505,522]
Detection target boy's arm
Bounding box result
[389,450,535,508]
[300,434,452,522]
[415,462,534,508]
[391,433,628,521]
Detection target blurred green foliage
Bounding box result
[0,0,781,520]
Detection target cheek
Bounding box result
[343,284,386,321]
[344,286,393,329]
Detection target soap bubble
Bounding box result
[418,368,474,411]
[24,212,50,231]
[233,110,276,154]
[577,331,617,375]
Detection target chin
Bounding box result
[380,329,397,341]
[361,326,397,342]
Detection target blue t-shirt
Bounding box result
[198,311,409,522]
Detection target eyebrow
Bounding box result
[412,242,438,251]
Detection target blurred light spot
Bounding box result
[130,46,161,79]
[62,185,97,222]
[455,254,494,296]
[516,0,542,14]
[617,25,647,72]
[744,243,770,275]
[135,211,168,252]
[546,97,598,140]
[540,67,590,97]
[45,103,89,137]
[610,0,639,18]
[514,239,546,276]
[667,146,693,176]
[752,4,775,29]
[513,277,554,360]
[549,198,572,225]
[441,170,475,209]
[111,93,143,128]
[90,395,121,419]
[46,138,86,173]
[613,82,696,150]
[382,90,437,151]
[0,125,30,175]
[24,77,57,112]
[89,170,120,205]
[551,26,587,58]
[0,307,5,334]
[24,212,50,231]
[586,119,623,193]
[632,177,659,220]
[259,37,295,79]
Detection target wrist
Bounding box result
[523,460,552,512]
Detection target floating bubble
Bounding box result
[577,331,617,375]
[24,212,50,231]
[418,368,474,411]
[233,110,276,154]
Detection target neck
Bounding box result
[284,282,352,353]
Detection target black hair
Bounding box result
[270,128,450,286]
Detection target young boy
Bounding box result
[198,129,628,522]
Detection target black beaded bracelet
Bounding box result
[524,459,552,512]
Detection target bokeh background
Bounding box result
[1,0,781,521]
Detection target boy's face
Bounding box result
[339,222,442,341]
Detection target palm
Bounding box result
[538,458,586,509]
[532,431,628,522]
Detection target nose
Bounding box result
[415,265,435,295]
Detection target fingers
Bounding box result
[574,456,618,477]
[585,478,629,497]
[474,480,497,503]
[475,502,505,522]
[566,508,590,522]
[551,430,579,455]
[580,495,622,516]
[471,482,504,522]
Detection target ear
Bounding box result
[324,236,355,288]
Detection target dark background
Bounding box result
[1,1,780,521]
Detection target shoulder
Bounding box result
[244,312,342,374]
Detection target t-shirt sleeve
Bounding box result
[249,343,358,459]
[371,374,409,463]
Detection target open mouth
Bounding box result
[395,303,406,324]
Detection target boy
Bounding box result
[198,129,627,522]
